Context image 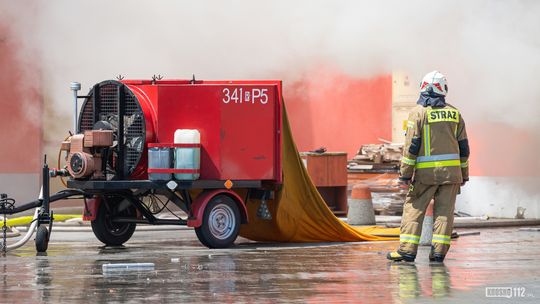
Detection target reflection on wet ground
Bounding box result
[1,227,539,303]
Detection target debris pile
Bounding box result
[348,142,403,172]
[346,141,405,215]
[351,173,407,215]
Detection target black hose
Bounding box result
[0,189,86,215]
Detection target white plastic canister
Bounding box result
[174,129,201,180]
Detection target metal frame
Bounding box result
[65,178,263,227]
[117,84,126,179]
[113,190,188,226]
[67,179,262,190]
[0,177,263,222]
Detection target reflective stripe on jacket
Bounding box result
[400,103,469,185]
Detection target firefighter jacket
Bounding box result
[400,103,469,185]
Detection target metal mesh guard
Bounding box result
[78,80,145,177]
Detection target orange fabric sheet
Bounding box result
[239,104,399,242]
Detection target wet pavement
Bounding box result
[1,227,539,303]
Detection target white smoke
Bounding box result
[2,0,540,158]
[2,0,538,126]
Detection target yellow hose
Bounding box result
[1,214,82,228]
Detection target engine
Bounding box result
[65,130,113,179]
[64,80,150,180]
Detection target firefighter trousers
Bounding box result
[398,182,460,256]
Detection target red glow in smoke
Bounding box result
[467,123,540,176]
[283,67,392,158]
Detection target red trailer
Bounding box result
[45,78,283,250]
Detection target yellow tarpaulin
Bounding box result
[239,104,399,242]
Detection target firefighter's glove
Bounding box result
[398,178,411,190]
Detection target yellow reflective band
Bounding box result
[432,239,451,245]
[424,124,431,156]
[461,160,469,168]
[401,157,416,166]
[432,234,451,245]
[415,160,461,169]
[407,120,415,129]
[433,234,451,240]
[400,234,420,244]
[427,108,460,123]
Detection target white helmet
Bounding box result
[420,70,448,96]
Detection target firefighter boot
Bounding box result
[387,251,416,262]
[429,246,445,262]
[429,184,460,262]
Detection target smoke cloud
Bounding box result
[3,0,539,120]
[2,0,540,176]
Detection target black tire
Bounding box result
[35,225,49,253]
[195,195,241,248]
[91,196,137,246]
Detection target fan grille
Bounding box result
[78,81,145,177]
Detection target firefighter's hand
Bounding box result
[398,179,411,189]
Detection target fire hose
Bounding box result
[2,208,40,252]
[0,189,42,252]
[0,182,85,253]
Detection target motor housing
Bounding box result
[65,130,113,179]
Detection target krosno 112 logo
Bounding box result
[486,287,534,298]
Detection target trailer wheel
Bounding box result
[195,195,241,248]
[91,197,136,246]
[35,225,49,253]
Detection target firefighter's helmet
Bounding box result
[420,71,448,96]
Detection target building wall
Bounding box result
[391,71,419,143]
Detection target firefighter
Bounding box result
[387,71,470,263]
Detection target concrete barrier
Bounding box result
[347,184,376,225]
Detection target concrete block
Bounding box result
[347,184,376,225]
